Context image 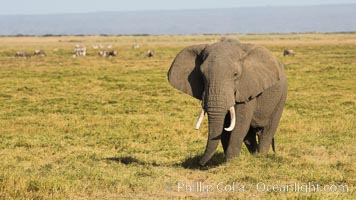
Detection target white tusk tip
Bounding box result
[224,127,234,132]
[194,109,205,130]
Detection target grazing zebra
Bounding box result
[132,44,140,49]
[73,47,87,57]
[98,50,117,57]
[34,49,46,56]
[15,51,31,58]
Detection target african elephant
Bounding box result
[167,38,287,166]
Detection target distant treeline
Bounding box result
[1,32,355,37]
[0,34,152,37]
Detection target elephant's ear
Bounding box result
[167,44,207,100]
[235,46,281,102]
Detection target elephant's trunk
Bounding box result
[199,110,226,166]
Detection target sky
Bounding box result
[0,0,355,15]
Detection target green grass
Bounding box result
[0,34,355,199]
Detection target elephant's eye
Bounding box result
[233,72,240,80]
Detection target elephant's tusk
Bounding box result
[195,109,205,130]
[224,106,236,131]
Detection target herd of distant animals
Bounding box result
[14,43,155,58]
[15,50,45,58]
[14,43,292,59]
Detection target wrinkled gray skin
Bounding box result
[168,39,287,166]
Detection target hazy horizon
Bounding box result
[1,3,356,16]
[0,4,355,35]
[1,0,355,15]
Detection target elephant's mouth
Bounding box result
[195,106,236,131]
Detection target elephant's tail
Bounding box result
[272,137,276,153]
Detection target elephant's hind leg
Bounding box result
[244,127,260,154]
[258,99,286,154]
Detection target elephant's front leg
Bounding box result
[225,101,255,161]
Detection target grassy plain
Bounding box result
[0,34,355,199]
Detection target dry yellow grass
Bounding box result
[0,33,355,199]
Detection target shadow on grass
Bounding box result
[105,156,145,165]
[104,152,226,170]
[104,156,162,167]
[180,152,225,170]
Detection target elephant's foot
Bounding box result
[224,142,243,162]
[257,132,274,154]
